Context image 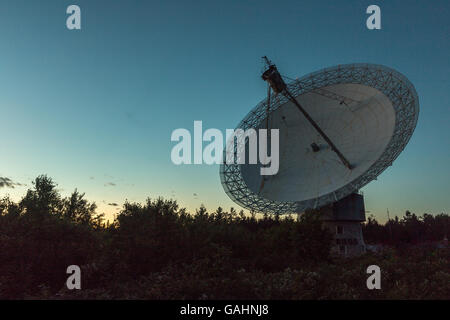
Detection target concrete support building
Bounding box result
[320,193,366,256]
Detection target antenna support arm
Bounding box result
[261,59,353,170]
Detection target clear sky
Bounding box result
[0,0,448,222]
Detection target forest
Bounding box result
[0,175,449,299]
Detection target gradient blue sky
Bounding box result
[0,0,448,221]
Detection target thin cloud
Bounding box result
[104,182,116,187]
[0,177,23,189]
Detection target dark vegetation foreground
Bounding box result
[0,175,449,299]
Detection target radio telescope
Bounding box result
[220,58,419,255]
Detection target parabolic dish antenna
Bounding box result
[220,62,419,214]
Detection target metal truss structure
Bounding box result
[219,63,419,214]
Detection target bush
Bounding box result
[0,175,448,299]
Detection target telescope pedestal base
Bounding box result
[319,193,366,257]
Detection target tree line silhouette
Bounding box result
[0,175,448,299]
[363,211,449,245]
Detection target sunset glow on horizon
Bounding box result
[0,0,448,223]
